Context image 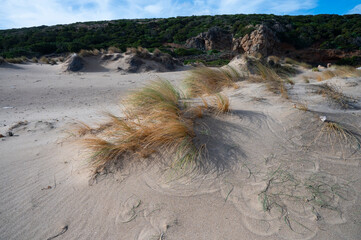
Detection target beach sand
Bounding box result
[1,62,360,239]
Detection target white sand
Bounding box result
[0,62,360,239]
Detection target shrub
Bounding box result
[204,59,230,67]
[173,48,204,56]
[336,56,361,67]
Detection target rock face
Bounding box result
[239,24,279,57]
[232,38,245,54]
[65,54,84,71]
[185,27,233,51]
[187,25,279,56]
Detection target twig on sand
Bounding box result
[47,225,68,240]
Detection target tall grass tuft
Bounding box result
[5,57,25,64]
[79,49,100,57]
[80,79,205,172]
[185,67,240,97]
[107,46,121,53]
[39,56,49,64]
[318,65,361,81]
[284,57,312,69]
[253,62,289,98]
[212,93,231,113]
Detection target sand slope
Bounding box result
[0,63,360,239]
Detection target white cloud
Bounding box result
[144,4,164,15]
[0,0,318,29]
[349,4,361,14]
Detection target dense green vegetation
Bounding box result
[1,14,360,58]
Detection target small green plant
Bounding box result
[258,166,353,230]
[312,67,319,72]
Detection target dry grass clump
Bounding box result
[321,70,336,80]
[79,79,214,172]
[152,48,162,57]
[317,84,354,109]
[334,65,361,77]
[309,120,361,155]
[210,94,231,114]
[126,47,152,59]
[77,79,233,173]
[5,57,26,64]
[107,46,121,53]
[253,62,289,98]
[321,121,359,146]
[284,57,312,69]
[79,49,100,57]
[31,57,38,63]
[39,56,49,64]
[185,67,240,97]
[318,66,361,81]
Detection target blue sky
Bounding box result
[0,0,360,29]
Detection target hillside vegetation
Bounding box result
[1,14,360,58]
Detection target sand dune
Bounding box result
[0,62,360,239]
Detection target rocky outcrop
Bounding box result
[239,24,279,57]
[65,54,84,71]
[232,38,245,54]
[185,27,233,51]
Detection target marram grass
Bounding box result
[77,79,231,173]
